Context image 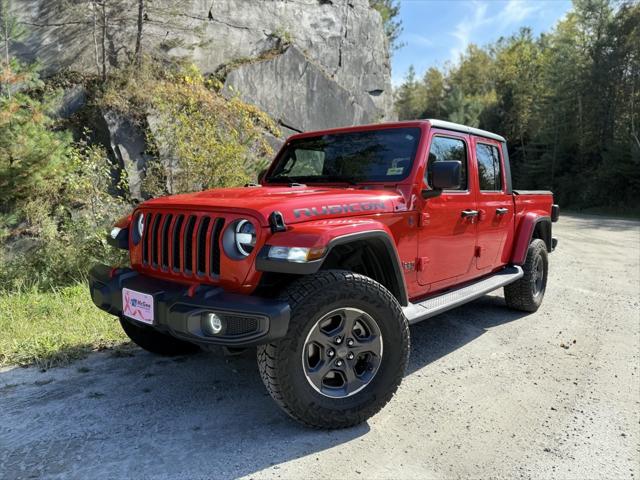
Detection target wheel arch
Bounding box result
[511,214,552,265]
[319,231,408,306]
[256,228,408,307]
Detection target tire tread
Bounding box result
[257,270,409,429]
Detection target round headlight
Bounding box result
[136,213,145,238]
[235,219,256,256]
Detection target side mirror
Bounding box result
[257,169,268,184]
[421,161,461,199]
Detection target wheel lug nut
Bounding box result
[334,336,342,345]
[336,359,344,367]
[347,352,354,360]
[346,339,354,347]
[327,349,335,357]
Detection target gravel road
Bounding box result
[1,214,639,480]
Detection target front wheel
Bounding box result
[504,239,548,312]
[257,270,410,429]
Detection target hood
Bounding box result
[142,186,408,225]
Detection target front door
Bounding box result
[418,131,478,289]
[472,138,515,271]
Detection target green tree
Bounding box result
[0,68,72,208]
[393,0,640,211]
[0,0,25,68]
[395,65,424,120]
[420,67,446,119]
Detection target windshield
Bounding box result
[266,127,421,184]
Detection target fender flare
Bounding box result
[257,230,409,306]
[511,214,552,265]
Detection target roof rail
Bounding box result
[426,119,506,142]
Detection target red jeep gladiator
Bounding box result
[90,119,559,428]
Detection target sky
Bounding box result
[391,0,573,86]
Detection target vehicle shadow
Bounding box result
[0,294,529,479]
[407,293,530,376]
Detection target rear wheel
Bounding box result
[504,239,548,312]
[119,318,201,356]
[257,270,409,429]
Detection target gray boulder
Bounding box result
[52,85,87,119]
[99,111,151,201]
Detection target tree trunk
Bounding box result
[91,1,101,75]
[2,0,10,68]
[632,82,640,150]
[134,0,143,66]
[101,1,107,82]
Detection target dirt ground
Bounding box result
[1,214,639,480]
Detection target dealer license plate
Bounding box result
[122,288,155,325]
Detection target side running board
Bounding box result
[403,266,524,324]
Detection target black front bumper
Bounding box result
[89,264,290,347]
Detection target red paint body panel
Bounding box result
[119,120,554,302]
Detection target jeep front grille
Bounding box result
[140,212,225,278]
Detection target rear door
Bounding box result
[472,138,515,271]
[418,131,477,289]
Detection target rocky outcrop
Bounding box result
[11,0,394,133]
[98,111,151,200]
[223,46,380,133]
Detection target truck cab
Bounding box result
[90,119,558,429]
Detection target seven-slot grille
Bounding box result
[140,212,225,278]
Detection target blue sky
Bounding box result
[391,0,573,86]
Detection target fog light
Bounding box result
[205,312,224,335]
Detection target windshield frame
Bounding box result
[264,125,424,186]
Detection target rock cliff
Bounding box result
[12,0,394,133]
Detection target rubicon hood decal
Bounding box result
[293,201,387,219]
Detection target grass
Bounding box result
[0,283,127,369]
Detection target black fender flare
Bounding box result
[511,215,552,265]
[256,230,409,306]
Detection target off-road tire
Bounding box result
[504,239,548,312]
[257,270,410,429]
[119,318,201,356]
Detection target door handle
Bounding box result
[496,208,509,215]
[461,209,479,218]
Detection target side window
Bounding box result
[426,136,468,190]
[475,143,502,191]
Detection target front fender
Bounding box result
[256,218,408,305]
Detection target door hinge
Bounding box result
[416,256,429,271]
[475,246,483,257]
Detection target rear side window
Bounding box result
[475,143,502,191]
[426,136,468,190]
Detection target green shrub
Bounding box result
[0,141,128,291]
[1,59,281,292]
[99,61,281,195]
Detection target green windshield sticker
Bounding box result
[386,167,404,175]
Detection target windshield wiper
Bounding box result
[311,175,359,186]
[266,175,359,186]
